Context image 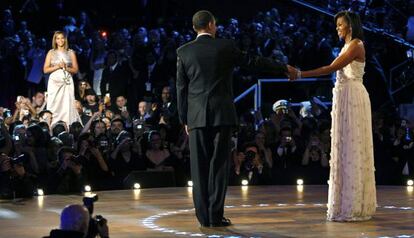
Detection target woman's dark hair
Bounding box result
[27,124,47,147]
[52,122,66,137]
[91,119,107,136]
[192,10,215,31]
[334,11,364,41]
[77,132,94,151]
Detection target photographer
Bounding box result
[43,204,109,238]
[131,101,153,141]
[301,132,329,184]
[230,142,272,185]
[273,126,302,184]
[49,147,85,194]
[270,100,302,136]
[12,96,36,123]
[108,130,144,188]
[77,133,110,190]
[392,125,414,179]
[0,153,35,199]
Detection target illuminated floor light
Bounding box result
[37,188,44,196]
[241,180,249,186]
[133,183,141,189]
[187,181,193,187]
[84,185,92,192]
[296,179,304,185]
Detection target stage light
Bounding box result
[241,179,249,186]
[408,180,414,186]
[101,31,107,38]
[296,179,304,185]
[187,181,193,187]
[37,188,44,196]
[133,183,141,189]
[84,185,92,192]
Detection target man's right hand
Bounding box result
[287,65,298,81]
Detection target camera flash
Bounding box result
[297,179,304,185]
[84,185,92,192]
[37,188,44,196]
[133,183,141,189]
[407,180,414,186]
[241,180,249,186]
[187,181,193,187]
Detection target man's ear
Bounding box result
[208,21,214,30]
[193,25,197,32]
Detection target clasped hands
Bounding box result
[286,65,301,81]
[58,60,66,70]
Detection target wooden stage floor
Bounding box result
[1,185,414,238]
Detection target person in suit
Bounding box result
[176,10,294,227]
[100,50,131,107]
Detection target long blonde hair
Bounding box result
[51,31,68,50]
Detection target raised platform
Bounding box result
[1,185,414,238]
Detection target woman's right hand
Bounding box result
[58,61,66,70]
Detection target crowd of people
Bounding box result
[0,3,413,199]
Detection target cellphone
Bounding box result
[285,136,292,142]
[14,135,20,141]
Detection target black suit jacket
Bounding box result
[176,35,287,130]
[100,62,131,99]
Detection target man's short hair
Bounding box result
[192,10,215,31]
[111,118,125,128]
[39,110,52,118]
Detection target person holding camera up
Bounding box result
[49,147,85,194]
[108,130,144,189]
[230,142,272,186]
[0,153,36,199]
[77,133,110,190]
[273,126,301,184]
[43,204,109,238]
[301,133,329,184]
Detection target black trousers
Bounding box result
[189,126,232,225]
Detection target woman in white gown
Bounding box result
[43,31,81,126]
[291,11,376,221]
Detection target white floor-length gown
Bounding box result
[327,43,377,221]
[46,49,81,126]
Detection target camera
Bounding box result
[244,150,257,171]
[10,154,28,165]
[83,194,98,214]
[70,155,86,165]
[95,215,105,226]
[3,109,12,119]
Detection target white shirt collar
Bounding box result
[110,62,118,71]
[197,33,212,38]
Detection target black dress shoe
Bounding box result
[210,217,232,227]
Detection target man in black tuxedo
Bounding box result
[100,50,132,107]
[176,10,293,227]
